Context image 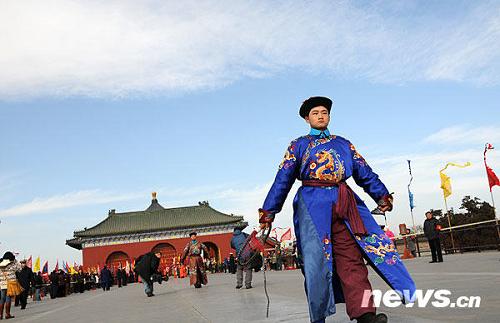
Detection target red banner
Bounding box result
[484,143,500,191]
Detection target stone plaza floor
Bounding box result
[11,251,500,323]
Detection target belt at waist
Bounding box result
[302,180,368,236]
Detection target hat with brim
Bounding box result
[299,96,332,118]
[189,231,197,237]
[2,252,15,262]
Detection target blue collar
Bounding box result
[309,128,330,137]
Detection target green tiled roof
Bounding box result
[72,202,244,238]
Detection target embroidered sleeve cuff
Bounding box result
[258,208,275,223]
[378,194,394,211]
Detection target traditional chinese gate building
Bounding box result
[66,193,247,272]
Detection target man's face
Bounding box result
[190,235,197,241]
[155,252,162,259]
[305,106,330,130]
[426,212,433,219]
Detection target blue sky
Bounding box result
[1,1,499,266]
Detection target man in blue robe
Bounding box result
[259,96,416,323]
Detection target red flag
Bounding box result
[54,260,59,272]
[27,256,32,269]
[280,228,292,242]
[484,143,500,191]
[487,166,500,191]
[42,261,48,274]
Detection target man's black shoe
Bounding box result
[235,285,242,289]
[356,312,388,323]
[356,313,374,323]
[146,292,154,297]
[429,261,437,263]
[245,285,252,289]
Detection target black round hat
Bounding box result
[2,251,15,261]
[299,96,332,118]
[189,231,197,237]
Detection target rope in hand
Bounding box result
[261,226,271,318]
[264,264,270,318]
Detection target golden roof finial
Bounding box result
[152,192,157,200]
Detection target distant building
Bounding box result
[66,193,247,271]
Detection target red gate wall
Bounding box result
[82,232,234,270]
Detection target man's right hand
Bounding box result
[258,208,275,225]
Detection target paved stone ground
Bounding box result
[11,251,500,323]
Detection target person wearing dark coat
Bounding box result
[75,269,85,293]
[49,270,59,299]
[116,268,123,287]
[229,253,236,274]
[57,270,66,297]
[16,260,34,309]
[423,211,443,263]
[128,270,135,284]
[134,252,161,297]
[231,225,254,289]
[100,266,113,291]
[121,269,128,286]
[33,272,43,301]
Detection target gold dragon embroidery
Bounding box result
[279,144,297,170]
[364,241,396,257]
[310,150,345,181]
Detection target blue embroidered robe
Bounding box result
[262,134,416,322]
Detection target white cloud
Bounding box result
[423,125,500,146]
[424,4,500,83]
[1,1,500,99]
[0,189,142,217]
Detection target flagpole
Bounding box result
[440,162,471,253]
[490,190,500,242]
[407,160,416,232]
[443,196,456,252]
[484,143,500,242]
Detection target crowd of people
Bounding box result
[0,238,295,319]
[0,251,150,319]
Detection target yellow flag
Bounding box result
[33,256,40,272]
[439,162,472,199]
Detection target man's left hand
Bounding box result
[378,205,391,212]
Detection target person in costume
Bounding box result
[230,224,253,289]
[180,232,209,288]
[259,97,416,323]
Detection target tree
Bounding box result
[437,196,497,252]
